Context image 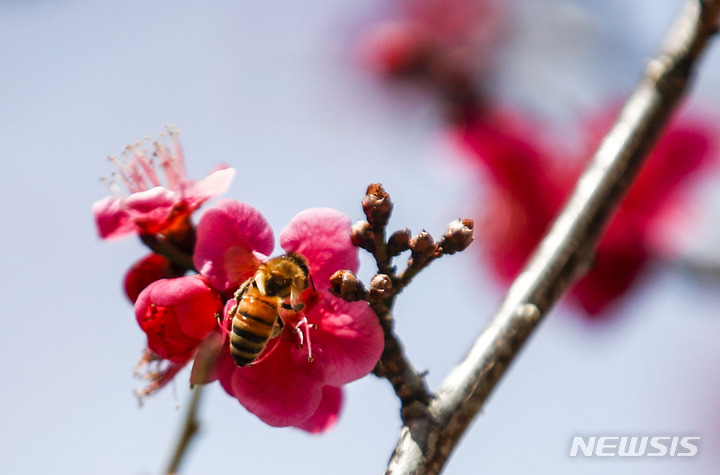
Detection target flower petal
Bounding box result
[135,275,222,362]
[124,253,184,303]
[194,199,275,293]
[179,166,235,211]
[189,330,227,386]
[292,386,343,433]
[220,342,325,427]
[305,296,384,386]
[92,196,137,239]
[122,186,179,234]
[280,208,359,290]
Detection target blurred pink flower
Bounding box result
[92,129,234,240]
[359,0,505,94]
[454,106,716,317]
[134,199,383,432]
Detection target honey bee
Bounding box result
[228,252,312,367]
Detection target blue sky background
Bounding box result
[2,1,720,473]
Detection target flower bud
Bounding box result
[329,270,367,302]
[369,273,394,300]
[438,219,474,254]
[362,183,393,232]
[350,220,375,252]
[124,253,182,303]
[410,231,437,262]
[387,228,411,256]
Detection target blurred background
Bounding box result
[2,0,720,473]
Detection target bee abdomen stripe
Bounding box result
[232,354,256,366]
[232,326,268,343]
[240,312,275,327]
[230,338,264,353]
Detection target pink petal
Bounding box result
[123,186,178,233]
[180,166,235,210]
[189,330,227,386]
[292,386,343,433]
[306,296,384,386]
[194,199,275,293]
[280,208,359,291]
[220,342,325,427]
[92,196,137,239]
[124,253,183,303]
[135,275,222,362]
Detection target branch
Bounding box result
[163,333,222,474]
[140,233,197,273]
[165,384,204,475]
[386,1,720,473]
[340,188,474,423]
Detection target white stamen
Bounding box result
[293,316,315,363]
[294,324,304,348]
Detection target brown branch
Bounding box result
[344,187,474,424]
[163,333,222,474]
[140,233,197,273]
[367,273,434,424]
[385,1,720,473]
[165,384,204,475]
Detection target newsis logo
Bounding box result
[569,436,700,457]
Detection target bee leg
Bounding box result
[270,317,284,338]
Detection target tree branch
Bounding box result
[385,1,720,473]
[163,333,222,475]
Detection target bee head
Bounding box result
[261,253,310,298]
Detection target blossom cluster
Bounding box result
[93,130,383,432]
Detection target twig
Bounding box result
[358,183,436,421]
[163,334,222,474]
[385,1,720,473]
[165,384,204,475]
[343,187,474,424]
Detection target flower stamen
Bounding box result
[293,316,315,363]
[133,349,187,406]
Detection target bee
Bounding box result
[228,252,312,367]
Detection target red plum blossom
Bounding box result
[133,199,384,432]
[92,129,234,240]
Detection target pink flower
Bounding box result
[454,106,716,317]
[135,274,223,363]
[92,128,234,240]
[133,273,225,400]
[134,199,384,432]
[199,201,384,431]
